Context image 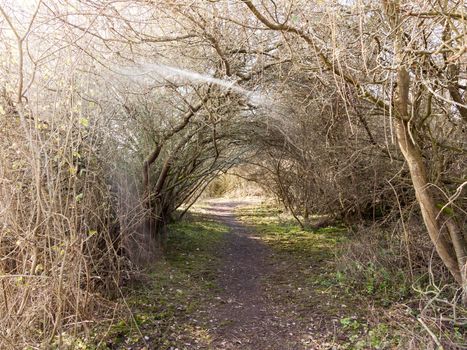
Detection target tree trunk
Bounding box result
[383,0,466,301]
[394,118,462,284]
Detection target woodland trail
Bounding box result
[117,199,356,349]
[201,199,323,350]
[107,198,376,349]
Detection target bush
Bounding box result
[0,112,133,348]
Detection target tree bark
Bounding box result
[240,0,466,293]
[141,97,208,237]
[394,118,461,284]
[391,5,465,289]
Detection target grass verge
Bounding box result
[81,215,229,350]
[236,203,407,349]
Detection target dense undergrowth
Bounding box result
[1,1,466,347]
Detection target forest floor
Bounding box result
[99,198,411,350]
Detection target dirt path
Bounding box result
[203,199,311,350]
[111,199,394,349]
[113,198,359,349]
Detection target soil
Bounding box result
[202,199,330,350]
[117,198,351,350]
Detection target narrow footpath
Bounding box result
[203,199,332,350]
[116,199,363,350]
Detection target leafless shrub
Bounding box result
[0,100,133,347]
[0,0,465,346]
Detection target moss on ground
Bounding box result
[70,202,462,350]
[80,215,229,350]
[236,203,404,350]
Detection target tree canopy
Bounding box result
[0,0,466,348]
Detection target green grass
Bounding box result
[236,203,403,350]
[77,215,229,350]
[236,204,347,260]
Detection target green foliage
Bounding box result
[368,323,391,349]
[340,317,362,331]
[435,203,454,216]
[336,259,413,306]
[337,318,399,350]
